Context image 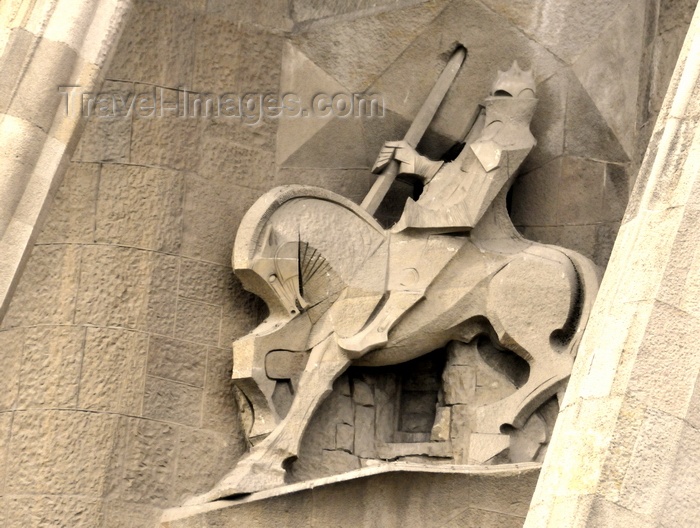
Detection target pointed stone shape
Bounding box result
[290,0,451,92]
[521,68,567,173]
[282,115,368,168]
[369,0,562,142]
[572,3,645,159]
[565,72,629,163]
[276,42,348,166]
[479,0,631,64]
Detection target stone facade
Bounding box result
[0,0,698,526]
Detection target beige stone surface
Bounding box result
[525,5,700,526]
[79,327,147,414]
[6,410,118,495]
[4,495,104,528]
[96,163,184,252]
[74,245,179,333]
[1,244,81,328]
[147,335,208,387]
[143,376,203,427]
[109,1,195,88]
[163,465,540,527]
[105,417,179,506]
[72,83,133,163]
[0,327,24,410]
[17,326,84,409]
[36,162,99,244]
[0,0,132,323]
[1,0,695,525]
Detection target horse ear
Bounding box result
[258,224,277,255]
[266,225,277,248]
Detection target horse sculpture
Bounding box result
[190,58,599,504]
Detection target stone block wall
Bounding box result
[0,0,697,526]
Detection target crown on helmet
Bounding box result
[489,61,536,98]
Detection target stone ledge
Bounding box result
[161,462,540,527]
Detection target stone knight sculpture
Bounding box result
[188,58,599,504]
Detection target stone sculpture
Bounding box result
[190,56,599,504]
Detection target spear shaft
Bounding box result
[361,45,467,215]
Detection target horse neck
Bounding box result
[470,177,522,244]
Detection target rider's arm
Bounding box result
[372,140,443,184]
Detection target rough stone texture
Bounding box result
[79,327,147,415]
[105,417,179,507]
[96,164,184,252]
[75,245,179,334]
[36,162,99,245]
[2,0,697,525]
[0,327,25,411]
[143,375,203,426]
[1,244,81,328]
[17,326,84,409]
[174,298,221,346]
[109,1,196,88]
[525,5,700,526]
[0,0,132,322]
[72,80,134,163]
[147,335,207,387]
[130,111,203,172]
[7,410,118,495]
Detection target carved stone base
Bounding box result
[161,463,540,528]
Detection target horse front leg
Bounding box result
[187,334,351,504]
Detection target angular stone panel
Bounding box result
[556,156,606,226]
[479,0,629,64]
[291,0,451,93]
[369,0,562,141]
[565,73,629,162]
[572,3,645,159]
[511,157,561,227]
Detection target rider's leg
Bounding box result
[189,334,352,502]
[337,290,423,357]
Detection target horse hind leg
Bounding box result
[470,252,579,460]
[187,335,351,504]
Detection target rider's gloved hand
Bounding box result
[371,140,443,183]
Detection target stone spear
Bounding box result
[361,45,467,215]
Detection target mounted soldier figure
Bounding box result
[188,54,599,504]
